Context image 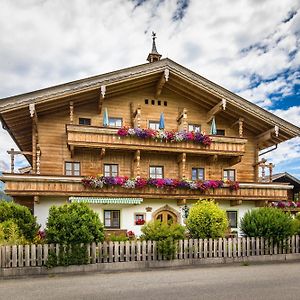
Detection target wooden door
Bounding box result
[155,210,177,224]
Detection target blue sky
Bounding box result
[0,0,299,178]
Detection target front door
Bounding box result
[155,210,177,224]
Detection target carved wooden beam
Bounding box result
[36,144,41,175]
[100,148,106,159]
[257,126,279,146]
[255,200,268,207]
[133,150,141,178]
[177,108,188,131]
[34,195,40,204]
[231,118,244,137]
[29,104,38,134]
[155,69,169,98]
[230,200,242,206]
[229,155,242,166]
[69,101,74,124]
[208,154,218,163]
[98,85,106,114]
[206,99,226,123]
[133,105,142,128]
[177,199,187,206]
[70,145,75,159]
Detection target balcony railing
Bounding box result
[1,173,292,201]
[66,125,247,156]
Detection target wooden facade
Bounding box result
[0,42,299,232]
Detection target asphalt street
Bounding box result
[1,262,300,300]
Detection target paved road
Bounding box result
[1,262,300,300]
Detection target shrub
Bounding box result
[241,207,294,244]
[292,213,300,235]
[0,220,28,245]
[46,202,104,244]
[0,201,39,241]
[141,220,185,259]
[186,200,228,239]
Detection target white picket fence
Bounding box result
[1,236,300,268]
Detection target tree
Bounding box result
[0,201,39,241]
[46,202,104,244]
[186,200,228,239]
[241,207,294,244]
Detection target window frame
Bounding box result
[188,124,201,133]
[191,167,205,180]
[148,121,160,130]
[104,210,120,229]
[78,117,91,126]
[64,161,81,176]
[223,169,236,181]
[108,117,123,128]
[216,129,225,136]
[226,211,238,228]
[104,164,119,177]
[149,166,164,179]
[134,213,146,225]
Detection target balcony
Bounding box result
[66,124,247,156]
[1,173,292,202]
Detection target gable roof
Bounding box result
[272,172,300,189]
[0,58,300,155]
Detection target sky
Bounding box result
[0,0,299,178]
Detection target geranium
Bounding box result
[116,127,212,146]
[82,176,240,192]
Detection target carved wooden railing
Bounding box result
[66,125,247,156]
[1,174,292,201]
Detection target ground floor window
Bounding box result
[226,211,238,228]
[104,210,120,228]
[134,213,146,225]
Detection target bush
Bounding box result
[141,220,185,259]
[0,201,39,241]
[0,220,28,245]
[186,200,228,239]
[241,207,294,244]
[46,202,104,244]
[292,213,300,235]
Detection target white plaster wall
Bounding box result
[35,197,256,237]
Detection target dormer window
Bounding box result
[149,121,160,130]
[108,118,122,128]
[216,129,225,136]
[79,118,91,125]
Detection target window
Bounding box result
[294,192,299,202]
[192,168,205,180]
[145,99,149,104]
[224,169,236,181]
[157,100,161,106]
[104,164,118,177]
[188,124,201,132]
[151,100,155,105]
[216,129,225,136]
[65,162,80,176]
[149,166,164,179]
[149,121,160,130]
[227,211,238,228]
[108,117,122,128]
[79,118,91,125]
[135,213,146,225]
[104,210,120,228]
[164,101,168,106]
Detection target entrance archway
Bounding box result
[152,205,180,224]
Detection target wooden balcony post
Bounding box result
[178,153,186,179]
[36,144,41,175]
[133,150,141,178]
[133,105,141,128]
[29,103,38,174]
[177,108,188,131]
[9,148,15,173]
[99,148,106,175]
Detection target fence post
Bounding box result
[232,238,237,258]
[237,238,241,257]
[43,244,48,265]
[131,240,136,261]
[178,240,183,260]
[37,244,43,266]
[189,239,194,259]
[228,238,232,258]
[142,241,147,261]
[193,239,198,259]
[260,237,265,255]
[12,245,17,268]
[147,240,152,261]
[296,235,299,253]
[125,241,130,262]
[91,242,96,264]
[31,244,36,267]
[223,238,227,258]
[246,237,250,256]
[136,241,141,261]
[120,241,125,262]
[153,240,157,261]
[184,239,188,259]
[109,242,114,263]
[103,241,108,263]
[218,238,222,258]
[208,238,213,258]
[203,239,208,258]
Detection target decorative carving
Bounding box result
[164,69,170,81]
[29,103,35,117]
[100,85,106,98]
[69,101,74,124]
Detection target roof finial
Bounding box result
[147,31,162,63]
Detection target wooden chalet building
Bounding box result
[1,36,300,235]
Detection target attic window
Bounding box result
[216,129,225,136]
[79,118,91,126]
[164,101,167,106]
[151,100,155,105]
[145,99,149,104]
[158,100,161,106]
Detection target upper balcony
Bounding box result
[66,124,247,157]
